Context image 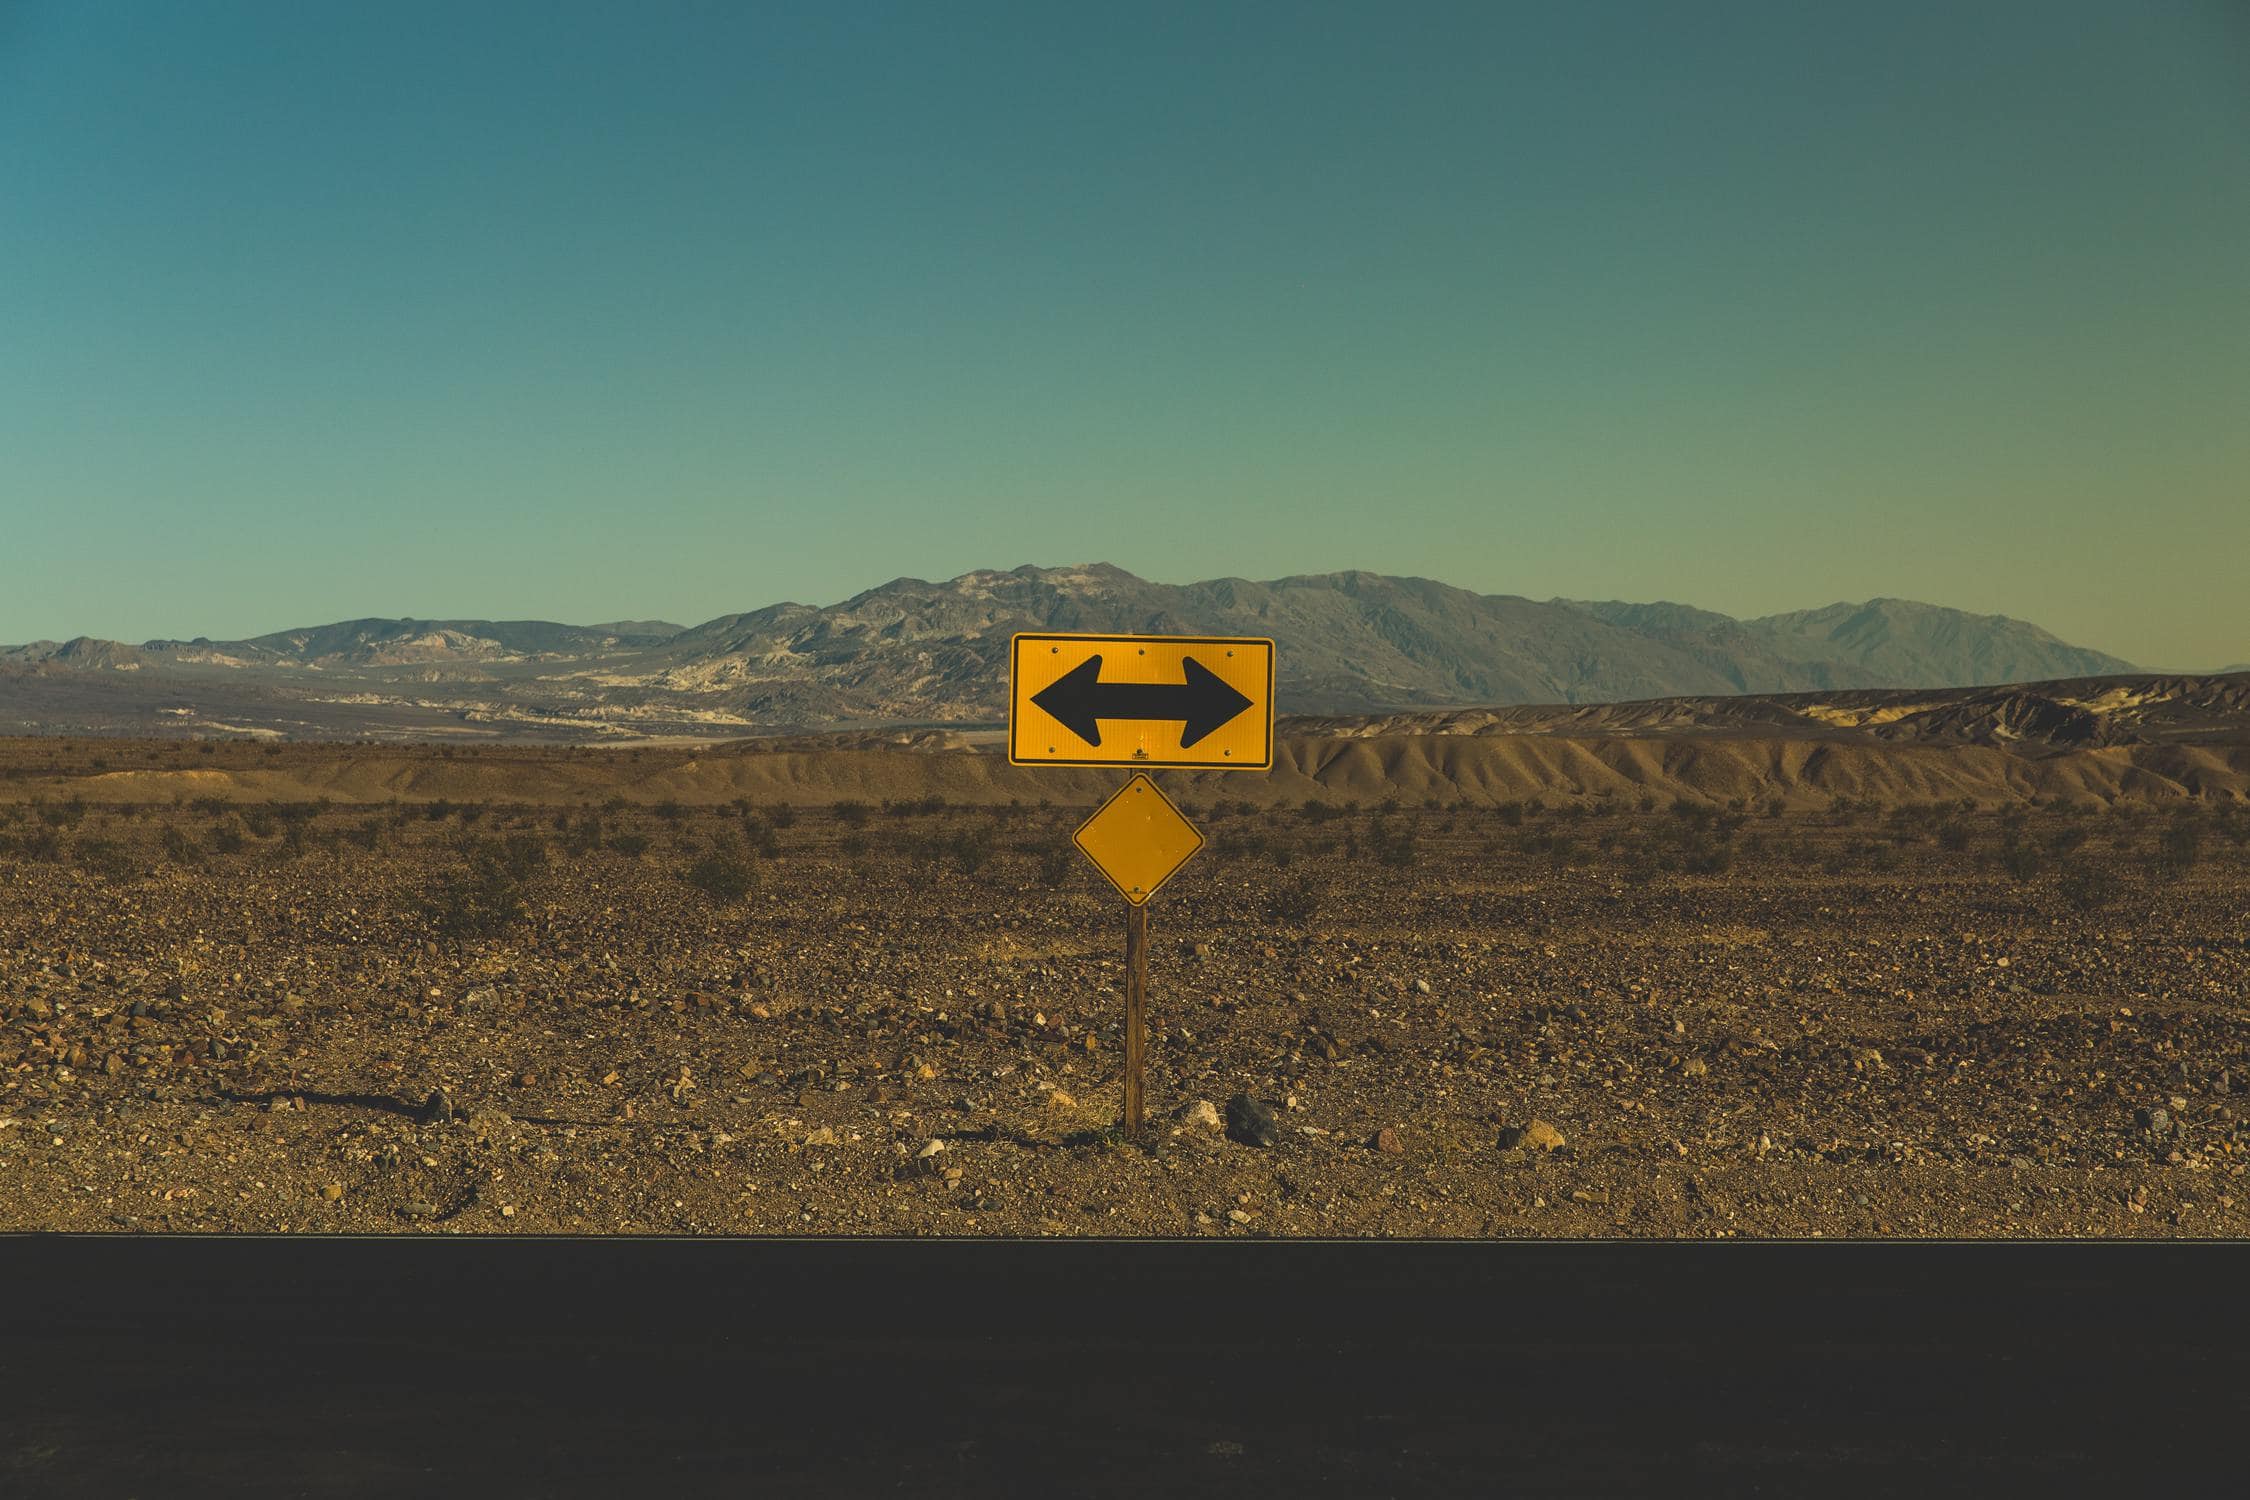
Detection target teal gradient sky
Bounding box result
[3,2,2245,667]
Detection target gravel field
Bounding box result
[5,770,2247,1238]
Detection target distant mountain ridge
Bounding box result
[0,564,2141,740]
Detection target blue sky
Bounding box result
[2,1,2245,666]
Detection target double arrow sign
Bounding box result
[1008,634,1275,770]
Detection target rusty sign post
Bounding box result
[1009,633,1276,1137]
[1124,902,1148,1133]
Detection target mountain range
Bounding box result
[0,564,2148,741]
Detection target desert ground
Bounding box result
[2,734,2246,1238]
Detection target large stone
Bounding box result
[1225,1093,1281,1148]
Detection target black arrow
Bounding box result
[1031,653,1254,750]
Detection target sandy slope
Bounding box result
[5,733,2247,809]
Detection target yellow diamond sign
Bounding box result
[1073,774,1204,905]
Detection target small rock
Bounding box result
[803,1126,835,1146]
[419,1091,455,1124]
[1176,1099,1221,1130]
[1412,978,1431,995]
[1225,1093,1281,1148]
[1372,1126,1404,1154]
[1227,1208,1251,1224]
[1500,1119,1565,1152]
[400,1199,436,1219]
[915,1138,946,1159]
[321,1183,344,1201]
[1681,1057,1708,1078]
[1047,1089,1077,1111]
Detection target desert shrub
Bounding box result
[681,837,759,905]
[1269,872,1321,925]
[422,839,533,939]
[946,825,996,874]
[833,799,871,827]
[1997,835,2046,883]
[1034,841,1073,888]
[2057,863,2123,912]
[653,799,686,823]
[1936,820,1974,853]
[457,802,487,825]
[840,832,868,859]
[493,832,548,879]
[39,798,87,828]
[209,821,247,855]
[2152,822,2203,880]
[343,819,383,852]
[160,825,204,865]
[75,836,139,881]
[241,807,277,838]
[422,799,455,822]
[607,831,652,858]
[561,814,605,856]
[2042,825,2090,859]
[1494,800,1525,827]
[9,827,61,862]
[739,813,780,858]
[1367,818,1418,868]
[1299,799,1342,824]
[1214,830,1270,863]
[767,802,797,830]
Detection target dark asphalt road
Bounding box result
[3,1237,2244,1496]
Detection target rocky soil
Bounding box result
[4,780,2247,1238]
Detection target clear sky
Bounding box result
[3,2,2245,667]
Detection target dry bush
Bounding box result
[421,837,537,938]
[681,834,759,905]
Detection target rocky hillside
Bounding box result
[0,564,2142,740]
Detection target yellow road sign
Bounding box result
[1072,774,1204,905]
[1009,633,1274,769]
